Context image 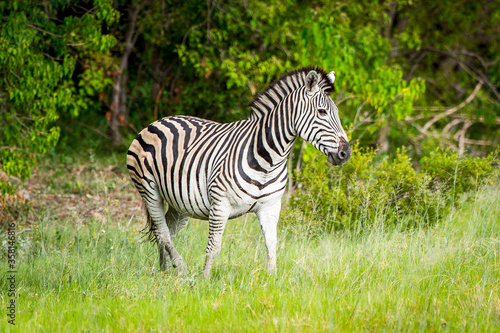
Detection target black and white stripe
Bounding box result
[127,66,351,276]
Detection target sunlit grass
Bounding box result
[1,185,499,332]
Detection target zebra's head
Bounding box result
[298,69,351,166]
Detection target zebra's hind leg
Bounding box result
[165,209,189,238]
[142,184,186,274]
[203,203,230,278]
[164,209,189,273]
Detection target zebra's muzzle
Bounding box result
[327,137,351,166]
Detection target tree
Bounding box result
[0,0,117,194]
[107,0,151,146]
[296,0,500,156]
[103,0,308,139]
[395,1,500,155]
[296,2,425,153]
[4,0,496,171]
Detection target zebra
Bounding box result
[127,66,351,277]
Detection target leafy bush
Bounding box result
[420,148,497,198]
[285,145,497,234]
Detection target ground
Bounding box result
[1,155,143,228]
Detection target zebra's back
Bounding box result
[127,115,261,220]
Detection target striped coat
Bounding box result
[127,67,351,277]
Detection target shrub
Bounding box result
[285,145,497,234]
[420,148,497,199]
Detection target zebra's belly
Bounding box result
[163,196,211,220]
[162,182,286,221]
[225,185,287,220]
[162,194,255,220]
[227,202,257,220]
[163,191,256,220]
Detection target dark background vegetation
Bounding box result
[1,0,499,204]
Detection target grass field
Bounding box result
[1,156,499,332]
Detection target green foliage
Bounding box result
[166,1,300,122]
[287,145,497,233]
[0,0,117,194]
[296,6,425,143]
[395,1,500,151]
[287,1,500,153]
[35,0,497,159]
[420,148,498,196]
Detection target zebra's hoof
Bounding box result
[176,265,188,276]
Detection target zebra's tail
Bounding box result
[141,201,158,243]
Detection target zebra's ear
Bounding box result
[305,70,319,92]
[327,71,336,84]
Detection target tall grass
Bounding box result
[1,185,499,332]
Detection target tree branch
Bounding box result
[404,50,427,81]
[26,23,64,38]
[420,81,483,133]
[421,47,500,102]
[456,119,473,156]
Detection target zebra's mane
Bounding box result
[248,66,335,119]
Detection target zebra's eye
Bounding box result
[318,108,328,116]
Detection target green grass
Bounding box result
[1,184,500,332]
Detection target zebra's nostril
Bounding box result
[339,151,346,159]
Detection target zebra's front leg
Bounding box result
[203,204,230,278]
[256,200,282,274]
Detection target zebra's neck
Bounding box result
[248,67,334,121]
[248,71,305,121]
[246,73,307,167]
[247,94,297,169]
[245,67,334,167]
